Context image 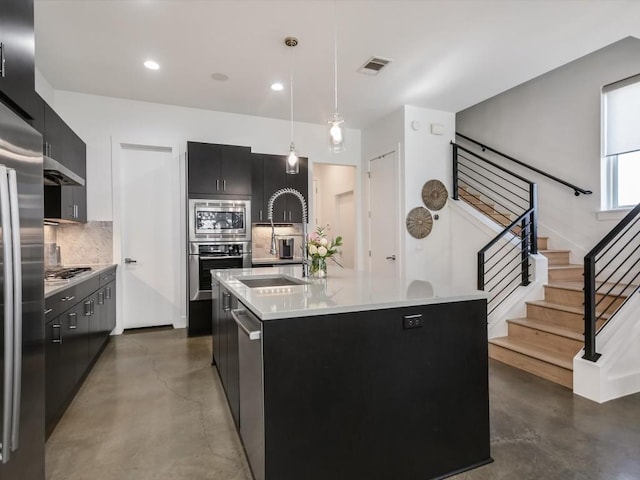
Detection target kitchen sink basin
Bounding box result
[236,274,308,288]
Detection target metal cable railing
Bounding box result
[583,202,640,361]
[451,141,538,315]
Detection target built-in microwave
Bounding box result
[188,198,251,242]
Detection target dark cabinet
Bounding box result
[254,154,308,224]
[216,286,240,428]
[45,268,117,436]
[187,142,252,196]
[44,184,87,223]
[37,96,87,223]
[0,0,36,119]
[251,154,265,222]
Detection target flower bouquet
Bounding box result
[306,226,343,278]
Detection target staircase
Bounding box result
[458,184,631,389]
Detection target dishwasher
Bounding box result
[231,307,265,480]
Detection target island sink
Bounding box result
[236,274,309,288]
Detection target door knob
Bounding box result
[386,255,396,261]
[124,257,137,264]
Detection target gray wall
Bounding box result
[456,36,640,253]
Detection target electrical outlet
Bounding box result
[403,314,423,329]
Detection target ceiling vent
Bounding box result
[358,56,392,75]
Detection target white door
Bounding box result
[336,190,355,268]
[120,144,181,329]
[369,152,399,277]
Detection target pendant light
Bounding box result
[285,36,299,174]
[328,1,345,153]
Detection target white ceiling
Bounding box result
[34,0,640,129]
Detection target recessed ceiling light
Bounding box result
[271,82,284,91]
[144,60,160,70]
[211,73,229,81]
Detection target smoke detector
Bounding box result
[358,56,392,75]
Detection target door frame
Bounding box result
[111,137,186,334]
[366,143,403,278]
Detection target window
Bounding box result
[603,74,640,209]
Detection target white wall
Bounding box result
[35,67,55,105]
[362,105,457,285]
[456,36,640,253]
[51,90,362,221]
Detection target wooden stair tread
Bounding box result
[489,337,574,370]
[527,299,612,319]
[540,249,571,254]
[548,264,582,270]
[507,317,583,341]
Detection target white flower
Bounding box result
[320,238,328,246]
[308,244,318,255]
[318,246,328,257]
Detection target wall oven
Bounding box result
[189,242,250,301]
[188,198,251,243]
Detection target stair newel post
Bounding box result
[452,142,459,200]
[583,255,601,362]
[477,251,485,291]
[529,183,538,254]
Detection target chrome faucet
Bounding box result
[267,187,309,277]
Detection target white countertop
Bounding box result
[214,266,487,320]
[44,264,117,298]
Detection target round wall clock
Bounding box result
[406,207,433,239]
[422,179,448,211]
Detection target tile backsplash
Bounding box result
[47,221,113,266]
[252,224,304,260]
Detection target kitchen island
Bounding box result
[212,266,491,480]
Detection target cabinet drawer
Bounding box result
[45,276,100,318]
[99,267,117,286]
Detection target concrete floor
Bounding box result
[46,329,640,480]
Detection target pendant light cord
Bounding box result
[290,46,295,143]
[333,0,338,113]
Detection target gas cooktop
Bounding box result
[45,267,92,280]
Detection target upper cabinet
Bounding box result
[254,154,308,224]
[187,142,252,196]
[0,0,36,119]
[34,95,88,223]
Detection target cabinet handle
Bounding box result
[90,300,95,315]
[0,43,5,78]
[289,211,292,222]
[223,179,226,191]
[106,286,112,300]
[74,205,79,219]
[98,292,105,305]
[44,308,53,315]
[61,295,75,302]
[68,312,78,329]
[52,324,62,344]
[283,211,286,222]
[259,210,263,221]
[216,179,219,191]
[222,292,231,312]
[84,301,91,316]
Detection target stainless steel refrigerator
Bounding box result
[0,100,45,479]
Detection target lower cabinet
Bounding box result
[45,270,117,437]
[215,286,240,428]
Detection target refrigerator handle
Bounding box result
[0,165,14,464]
[8,168,22,451]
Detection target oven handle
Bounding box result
[199,255,244,260]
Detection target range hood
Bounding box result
[43,155,85,187]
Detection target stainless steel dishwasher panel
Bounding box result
[232,308,264,480]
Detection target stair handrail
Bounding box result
[583,202,640,362]
[452,141,538,315]
[456,132,592,197]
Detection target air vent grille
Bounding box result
[358,56,392,75]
